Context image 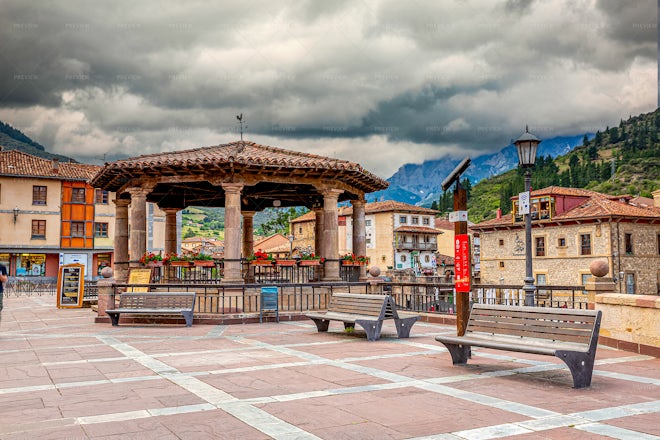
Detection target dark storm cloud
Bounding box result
[0,0,656,177]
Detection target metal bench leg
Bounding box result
[106,312,120,326]
[394,316,420,338]
[440,342,470,364]
[181,311,194,327]
[311,318,330,332]
[556,351,595,389]
[355,319,383,341]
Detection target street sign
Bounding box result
[519,191,530,215]
[454,234,471,292]
[448,210,468,223]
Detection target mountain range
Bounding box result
[366,134,589,206]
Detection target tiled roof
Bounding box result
[340,200,439,216]
[90,141,388,193]
[474,186,660,229]
[394,225,443,234]
[0,149,100,181]
[291,211,316,223]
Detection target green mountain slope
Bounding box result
[0,121,76,162]
[465,108,660,223]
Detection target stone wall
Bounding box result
[595,293,660,357]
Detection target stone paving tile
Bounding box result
[1,295,659,440]
[201,363,388,400]
[444,370,659,414]
[602,413,660,437]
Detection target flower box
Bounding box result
[299,260,321,266]
[276,260,297,266]
[146,261,163,267]
[250,260,273,266]
[170,261,193,267]
[341,261,362,266]
[194,260,215,267]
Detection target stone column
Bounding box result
[242,211,255,258]
[321,189,343,281]
[113,198,130,283]
[222,183,244,284]
[314,207,324,256]
[352,198,367,281]
[127,187,150,268]
[584,259,616,310]
[162,208,181,255]
[95,269,114,322]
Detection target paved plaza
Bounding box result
[1,295,659,440]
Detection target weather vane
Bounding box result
[236,113,247,141]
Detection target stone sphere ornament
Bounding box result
[368,266,381,277]
[589,259,609,278]
[100,266,114,278]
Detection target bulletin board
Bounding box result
[57,263,85,308]
[127,268,153,292]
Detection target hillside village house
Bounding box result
[292,201,442,273]
[0,149,166,279]
[471,186,660,295]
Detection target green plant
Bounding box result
[192,252,213,261]
[139,252,162,265]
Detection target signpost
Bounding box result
[441,157,472,336]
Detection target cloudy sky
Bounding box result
[0,0,656,178]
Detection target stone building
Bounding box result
[472,186,660,294]
[291,201,442,273]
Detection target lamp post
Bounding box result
[514,126,541,307]
[13,206,19,223]
[288,234,294,259]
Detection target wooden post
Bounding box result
[454,184,470,336]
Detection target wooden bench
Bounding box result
[106,292,196,327]
[305,292,420,341]
[435,304,602,388]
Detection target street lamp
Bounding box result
[13,206,20,223]
[514,126,541,306]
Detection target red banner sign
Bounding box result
[454,234,471,292]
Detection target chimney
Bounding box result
[496,208,502,219]
[52,158,59,174]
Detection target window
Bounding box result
[535,237,545,257]
[625,273,635,294]
[71,188,86,203]
[401,254,407,262]
[558,237,566,247]
[580,234,591,255]
[424,255,430,263]
[95,189,108,204]
[624,233,633,255]
[581,273,591,294]
[499,261,505,268]
[423,217,430,225]
[499,239,504,246]
[31,220,46,238]
[33,186,47,205]
[412,217,419,225]
[71,222,85,237]
[365,219,371,227]
[94,223,108,238]
[399,216,407,224]
[298,227,302,234]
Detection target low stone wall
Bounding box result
[595,293,659,357]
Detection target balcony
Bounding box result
[394,242,438,251]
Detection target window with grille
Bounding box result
[423,217,430,225]
[72,188,86,203]
[399,216,407,224]
[31,220,46,238]
[94,223,108,238]
[412,217,419,225]
[71,222,85,237]
[580,234,591,255]
[33,186,47,205]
